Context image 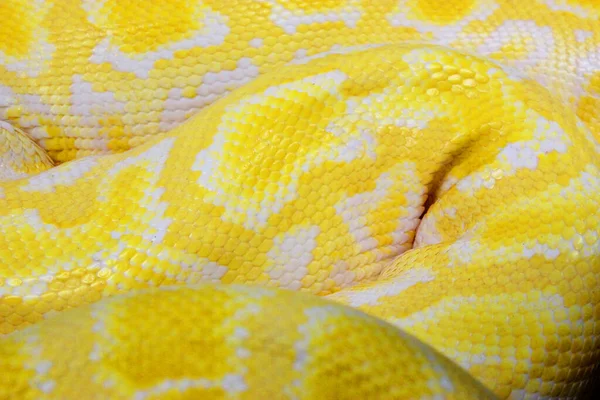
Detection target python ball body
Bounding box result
[0,1,599,399]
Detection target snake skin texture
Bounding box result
[1,0,600,399]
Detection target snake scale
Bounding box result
[0,0,599,398]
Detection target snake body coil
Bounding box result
[0,1,599,399]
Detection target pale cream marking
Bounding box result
[0,119,14,133]
[394,294,567,376]
[21,156,100,192]
[575,30,594,43]
[335,167,420,252]
[328,261,355,287]
[143,255,229,283]
[0,168,28,181]
[332,268,435,307]
[391,174,427,245]
[265,0,363,35]
[446,238,564,268]
[0,208,60,236]
[392,292,565,330]
[447,164,599,266]
[323,122,377,162]
[293,304,359,375]
[192,70,349,230]
[0,244,104,297]
[69,76,126,137]
[546,0,599,19]
[222,374,248,394]
[562,164,600,195]
[225,284,278,301]
[198,261,228,281]
[100,138,175,243]
[267,225,320,290]
[475,20,556,71]
[80,0,107,16]
[1,86,53,139]
[424,346,457,397]
[334,85,445,134]
[457,111,572,195]
[85,299,132,371]
[0,85,15,113]
[291,43,387,64]
[437,175,460,197]
[415,207,458,247]
[19,329,57,394]
[88,9,230,79]
[414,213,443,247]
[447,222,597,266]
[160,58,260,131]
[387,0,498,42]
[230,327,251,359]
[132,377,242,400]
[249,38,263,48]
[88,342,102,361]
[0,0,55,78]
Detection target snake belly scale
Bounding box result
[0,0,599,399]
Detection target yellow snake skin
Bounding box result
[1,0,599,399]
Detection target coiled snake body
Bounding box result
[0,1,599,399]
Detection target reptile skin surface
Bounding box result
[0,0,599,399]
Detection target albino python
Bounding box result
[0,0,599,399]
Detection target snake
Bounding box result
[0,0,599,398]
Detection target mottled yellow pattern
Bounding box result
[0,1,599,399]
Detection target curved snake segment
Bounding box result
[0,1,600,399]
[1,0,599,162]
[0,284,498,399]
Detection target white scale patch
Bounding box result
[546,0,600,19]
[574,30,594,43]
[102,138,176,244]
[0,0,55,79]
[0,169,28,183]
[0,85,15,114]
[293,304,363,376]
[192,70,350,231]
[394,293,566,373]
[291,43,387,65]
[267,225,320,290]
[68,75,126,144]
[335,168,412,252]
[387,0,498,42]
[447,238,563,268]
[448,166,600,266]
[1,85,54,141]
[87,8,230,79]
[132,375,247,400]
[457,110,572,195]
[22,156,100,192]
[265,0,362,35]
[0,207,82,298]
[560,164,600,198]
[474,20,556,71]
[327,261,355,287]
[146,253,229,283]
[335,268,435,307]
[415,207,458,247]
[20,331,57,394]
[160,58,260,131]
